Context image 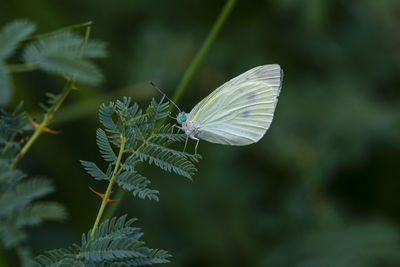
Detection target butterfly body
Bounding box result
[176,64,283,152]
[176,112,198,140]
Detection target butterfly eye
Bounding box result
[180,115,187,122]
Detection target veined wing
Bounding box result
[189,64,282,145]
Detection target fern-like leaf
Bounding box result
[0,161,26,184]
[16,201,67,227]
[0,222,26,248]
[22,32,105,85]
[0,101,67,258]
[0,101,27,144]
[34,247,76,266]
[122,157,142,172]
[0,19,36,59]
[80,160,109,181]
[0,63,12,107]
[136,144,196,179]
[87,215,140,242]
[116,171,159,201]
[115,249,171,266]
[99,103,120,134]
[0,177,54,216]
[96,128,117,163]
[152,123,187,143]
[35,215,171,266]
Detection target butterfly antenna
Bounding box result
[149,81,181,112]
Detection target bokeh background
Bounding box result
[1,0,400,266]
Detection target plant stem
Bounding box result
[171,0,237,105]
[21,21,93,44]
[6,63,38,73]
[91,134,126,238]
[9,82,74,169]
[9,25,92,169]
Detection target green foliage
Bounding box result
[0,105,66,265]
[22,32,107,85]
[0,19,36,106]
[35,215,171,266]
[34,97,201,265]
[0,19,36,60]
[0,19,107,107]
[0,62,11,106]
[116,171,159,201]
[81,96,199,201]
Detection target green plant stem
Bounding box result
[91,134,126,238]
[6,63,38,73]
[21,21,93,44]
[171,0,237,105]
[9,25,92,169]
[9,82,74,169]
[103,187,128,220]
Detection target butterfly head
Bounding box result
[176,112,187,124]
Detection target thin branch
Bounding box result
[6,63,38,73]
[91,132,126,238]
[10,25,92,169]
[171,0,237,106]
[21,21,93,45]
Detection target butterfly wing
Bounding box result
[189,64,282,145]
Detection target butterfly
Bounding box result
[173,64,283,154]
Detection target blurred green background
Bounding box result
[2,0,400,266]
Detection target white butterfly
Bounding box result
[176,64,283,154]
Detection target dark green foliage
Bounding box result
[82,97,199,201]
[0,19,107,107]
[116,171,159,201]
[80,161,109,181]
[0,103,27,161]
[35,215,171,266]
[0,63,11,106]
[0,105,66,264]
[96,128,118,163]
[0,19,35,60]
[0,19,36,106]
[54,97,200,265]
[22,32,106,85]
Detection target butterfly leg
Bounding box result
[172,125,183,133]
[194,137,200,155]
[183,135,189,152]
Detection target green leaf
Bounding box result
[0,222,26,248]
[0,19,36,59]
[116,171,159,201]
[36,215,171,266]
[34,247,76,266]
[17,202,67,227]
[99,102,120,134]
[0,177,54,216]
[80,160,109,181]
[136,144,196,179]
[0,63,12,107]
[115,249,171,266]
[0,161,26,183]
[88,215,140,242]
[82,40,108,58]
[22,32,105,85]
[96,128,117,163]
